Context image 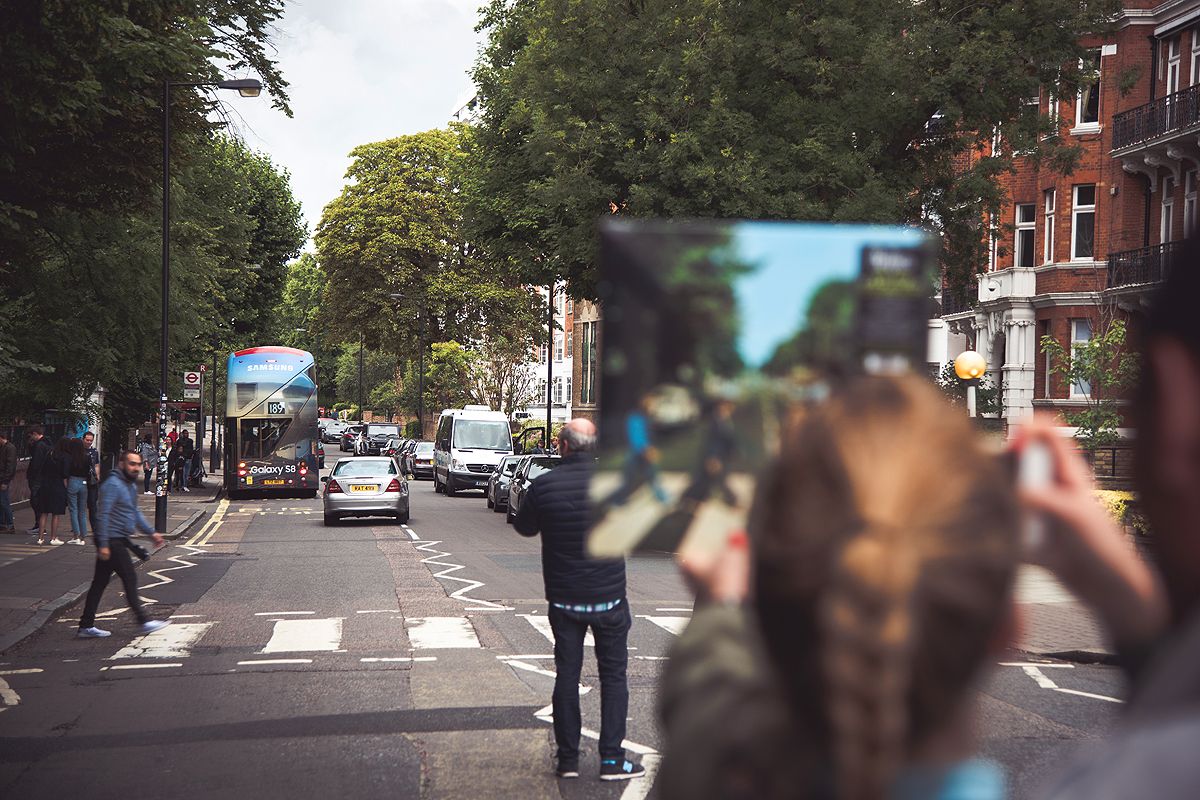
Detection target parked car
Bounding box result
[316,441,326,469]
[486,454,523,512]
[506,455,561,523]
[322,457,410,525]
[364,423,402,455]
[339,424,365,452]
[406,440,435,479]
[382,437,404,458]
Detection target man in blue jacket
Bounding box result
[77,450,171,639]
[515,418,644,782]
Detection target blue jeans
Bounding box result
[0,483,11,527]
[548,600,631,761]
[67,477,89,536]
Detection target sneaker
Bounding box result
[182,487,190,492]
[138,619,172,634]
[556,758,580,779]
[77,627,111,638]
[600,758,646,781]
[26,526,40,535]
[143,491,153,495]
[67,538,87,545]
[48,537,64,545]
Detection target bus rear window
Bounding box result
[240,419,292,459]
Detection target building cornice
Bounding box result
[1031,292,1105,308]
[1117,0,1200,30]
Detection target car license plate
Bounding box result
[263,479,285,486]
[350,484,375,493]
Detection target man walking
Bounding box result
[176,430,194,492]
[0,431,15,534]
[515,418,645,782]
[77,450,171,639]
[25,426,50,536]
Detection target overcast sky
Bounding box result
[226,0,485,245]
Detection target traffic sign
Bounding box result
[183,371,202,387]
[198,364,208,373]
[183,387,201,399]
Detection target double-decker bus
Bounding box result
[224,346,320,498]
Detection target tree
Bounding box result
[275,253,338,401]
[934,362,1002,417]
[469,333,540,416]
[334,344,397,411]
[1041,318,1138,451]
[425,342,477,413]
[468,0,1118,297]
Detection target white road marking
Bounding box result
[502,659,592,693]
[495,654,555,660]
[108,663,182,670]
[261,618,344,653]
[581,726,657,755]
[254,611,314,616]
[636,615,689,635]
[520,614,594,647]
[406,617,481,649]
[634,656,669,661]
[0,669,43,675]
[999,662,1075,668]
[0,678,19,711]
[360,657,438,663]
[620,754,662,800]
[169,615,205,619]
[238,659,313,665]
[110,623,214,660]
[655,608,692,612]
[355,610,397,614]
[412,539,514,611]
[1020,665,1123,703]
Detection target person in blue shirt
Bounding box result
[77,449,171,639]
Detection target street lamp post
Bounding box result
[157,77,261,531]
[357,332,364,426]
[546,282,554,450]
[954,350,988,418]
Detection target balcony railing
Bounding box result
[1107,241,1181,289]
[1111,84,1200,151]
[940,286,975,316]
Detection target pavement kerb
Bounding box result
[0,506,209,655]
[1018,648,1121,667]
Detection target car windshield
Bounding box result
[333,459,396,477]
[527,457,559,479]
[501,458,519,476]
[452,420,511,450]
[415,442,434,454]
[368,425,400,437]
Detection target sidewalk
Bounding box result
[0,482,218,654]
[1015,565,1111,661]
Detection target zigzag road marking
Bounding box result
[411,537,514,611]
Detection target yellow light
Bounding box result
[953,350,987,381]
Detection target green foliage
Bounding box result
[275,253,338,400]
[1041,319,1138,451]
[468,0,1118,297]
[426,342,478,413]
[334,344,398,409]
[1095,490,1151,536]
[934,361,1002,416]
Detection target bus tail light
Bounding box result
[299,463,308,477]
[327,479,343,493]
[238,469,247,477]
[239,462,246,468]
[385,479,402,493]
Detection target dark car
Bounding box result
[364,423,401,455]
[486,454,522,513]
[505,455,561,524]
[405,440,434,479]
[339,424,364,452]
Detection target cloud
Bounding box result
[224,0,485,244]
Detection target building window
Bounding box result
[1167,36,1182,95]
[1043,189,1056,264]
[1075,51,1101,128]
[554,332,563,362]
[580,321,598,405]
[1045,87,1059,133]
[1071,184,1096,260]
[539,344,547,364]
[987,213,998,272]
[566,299,573,315]
[1015,203,1036,267]
[566,377,572,405]
[566,329,573,358]
[1070,319,1093,398]
[1192,28,1200,85]
[1162,176,1176,243]
[553,377,564,406]
[1187,171,1198,238]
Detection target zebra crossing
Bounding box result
[47,608,693,671]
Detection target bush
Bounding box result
[1095,490,1151,536]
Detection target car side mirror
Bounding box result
[320,476,329,483]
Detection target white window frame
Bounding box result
[1074,51,1102,132]
[1186,171,1197,238]
[566,377,572,406]
[1071,185,1096,261]
[1070,319,1093,398]
[1046,87,1060,134]
[553,332,563,362]
[566,329,573,358]
[1192,28,1200,85]
[987,213,998,272]
[1043,189,1056,264]
[1015,203,1036,267]
[1168,36,1182,95]
[553,377,564,405]
[1162,176,1176,243]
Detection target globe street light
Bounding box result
[157,77,262,531]
[953,350,987,418]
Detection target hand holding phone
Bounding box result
[1017,439,1053,555]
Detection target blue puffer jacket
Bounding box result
[514,453,626,605]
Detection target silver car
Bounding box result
[322,457,410,526]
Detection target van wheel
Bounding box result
[434,475,444,494]
[445,478,457,497]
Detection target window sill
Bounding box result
[1069,124,1101,136]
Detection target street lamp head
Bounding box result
[388,293,405,300]
[953,350,987,381]
[217,78,263,98]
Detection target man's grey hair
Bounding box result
[559,425,597,453]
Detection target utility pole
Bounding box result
[209,351,218,472]
[358,332,364,425]
[546,282,554,449]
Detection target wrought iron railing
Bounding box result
[1112,84,1200,150]
[940,286,975,315]
[1107,241,1182,289]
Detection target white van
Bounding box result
[433,406,514,496]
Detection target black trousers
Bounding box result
[548,601,631,761]
[79,539,147,629]
[86,482,98,533]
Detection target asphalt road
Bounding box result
[0,475,1123,799]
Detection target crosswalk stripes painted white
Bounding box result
[406,616,481,649]
[636,615,690,636]
[261,618,344,653]
[518,614,595,647]
[110,623,214,659]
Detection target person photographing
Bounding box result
[77,449,172,639]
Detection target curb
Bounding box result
[0,508,209,655]
[1014,648,1121,667]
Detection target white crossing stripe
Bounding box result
[519,614,594,647]
[110,623,214,660]
[636,615,690,635]
[406,617,481,649]
[261,618,344,653]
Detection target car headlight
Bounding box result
[451,459,461,470]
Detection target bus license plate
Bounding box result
[350,484,374,493]
[263,479,285,486]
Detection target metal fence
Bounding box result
[1107,241,1181,290]
[1112,84,1200,151]
[0,422,71,460]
